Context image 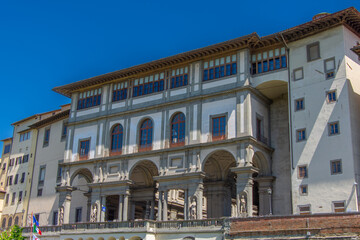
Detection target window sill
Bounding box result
[251,67,287,77]
[202,74,237,83]
[170,84,188,90]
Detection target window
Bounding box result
[56,162,63,183]
[327,90,337,103]
[3,144,11,154]
[79,139,90,160]
[2,163,6,171]
[328,121,340,136]
[75,207,82,223]
[251,47,287,75]
[38,166,46,186]
[43,128,50,147]
[293,67,304,81]
[61,122,67,141]
[295,98,305,111]
[11,192,16,204]
[256,115,267,144]
[298,205,311,215]
[139,119,153,151]
[171,66,189,89]
[2,218,6,228]
[133,72,165,97]
[5,194,9,205]
[204,54,237,81]
[307,42,320,61]
[14,174,18,185]
[18,191,22,202]
[34,214,40,223]
[298,165,308,178]
[9,158,14,166]
[14,217,19,225]
[53,211,58,225]
[212,116,226,141]
[333,201,345,213]
[296,129,306,142]
[324,57,335,79]
[21,172,25,183]
[112,82,128,102]
[8,217,12,227]
[77,88,102,110]
[171,113,186,147]
[22,154,29,163]
[299,185,308,196]
[110,124,123,155]
[19,132,31,142]
[9,176,13,185]
[16,157,22,165]
[331,160,342,175]
[37,188,43,197]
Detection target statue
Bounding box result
[196,153,201,171]
[189,196,197,220]
[59,206,64,225]
[239,194,247,217]
[90,203,98,222]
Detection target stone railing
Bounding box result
[156,218,224,229]
[22,225,61,233]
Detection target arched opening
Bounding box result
[110,124,123,155]
[119,237,125,240]
[7,217,12,227]
[97,238,104,240]
[138,119,153,152]
[64,238,74,240]
[69,168,93,223]
[170,112,185,147]
[86,238,94,240]
[107,237,116,240]
[129,237,142,240]
[14,216,19,225]
[78,238,83,240]
[129,160,158,220]
[1,218,6,228]
[203,150,236,218]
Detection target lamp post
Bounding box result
[267,188,272,215]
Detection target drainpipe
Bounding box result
[279,32,294,214]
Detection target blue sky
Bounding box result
[0,0,359,152]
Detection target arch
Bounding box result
[64,238,74,240]
[119,237,125,240]
[86,238,94,240]
[252,151,270,175]
[138,118,153,151]
[70,167,93,186]
[8,217,12,227]
[1,218,6,228]
[129,160,159,187]
[254,80,288,100]
[78,238,83,240]
[129,237,142,240]
[107,237,116,240]
[97,238,104,240]
[202,149,237,180]
[170,112,185,147]
[110,124,123,155]
[183,237,195,240]
[14,216,19,225]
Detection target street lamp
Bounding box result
[267,188,272,215]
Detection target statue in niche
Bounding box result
[189,196,197,220]
[196,153,201,171]
[59,206,64,225]
[90,203,98,222]
[239,194,247,217]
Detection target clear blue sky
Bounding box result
[0,0,359,152]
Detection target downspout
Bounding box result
[279,32,294,214]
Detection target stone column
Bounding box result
[100,195,106,222]
[184,189,188,220]
[256,176,275,216]
[118,194,124,221]
[231,166,259,217]
[162,190,168,221]
[145,200,150,219]
[56,186,74,224]
[197,184,203,219]
[150,198,155,220]
[123,193,129,221]
[157,191,163,221]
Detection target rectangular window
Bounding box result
[324,57,335,79]
[38,166,46,186]
[61,122,67,141]
[298,165,308,178]
[295,98,305,111]
[22,154,29,163]
[333,201,345,213]
[331,160,342,175]
[251,47,287,75]
[307,42,320,61]
[203,54,237,81]
[327,90,337,103]
[328,121,340,136]
[21,172,25,183]
[79,139,90,160]
[11,192,16,204]
[112,82,128,102]
[14,174,18,185]
[16,157,22,165]
[3,144,11,154]
[18,191,22,202]
[293,67,304,81]
[57,161,63,184]
[53,211,58,225]
[299,185,308,196]
[43,128,50,147]
[298,205,311,215]
[212,116,226,141]
[9,176,13,185]
[77,88,102,110]
[5,194,9,205]
[75,207,82,223]
[20,132,31,142]
[9,158,14,167]
[170,66,189,89]
[296,129,306,142]
[37,188,43,197]
[133,73,165,97]
[2,163,6,171]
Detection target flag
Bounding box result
[102,206,106,212]
[32,234,40,240]
[33,215,39,227]
[33,224,42,235]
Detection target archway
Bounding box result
[129,160,159,220]
[129,237,142,240]
[203,150,237,218]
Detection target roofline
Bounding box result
[29,109,70,129]
[53,7,360,97]
[11,114,40,126]
[0,137,12,142]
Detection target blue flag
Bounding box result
[102,206,106,212]
[33,216,39,226]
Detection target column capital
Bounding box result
[231,166,259,175]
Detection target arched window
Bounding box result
[139,119,153,151]
[110,124,123,155]
[1,218,6,228]
[8,217,12,227]
[14,216,19,225]
[171,113,185,147]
